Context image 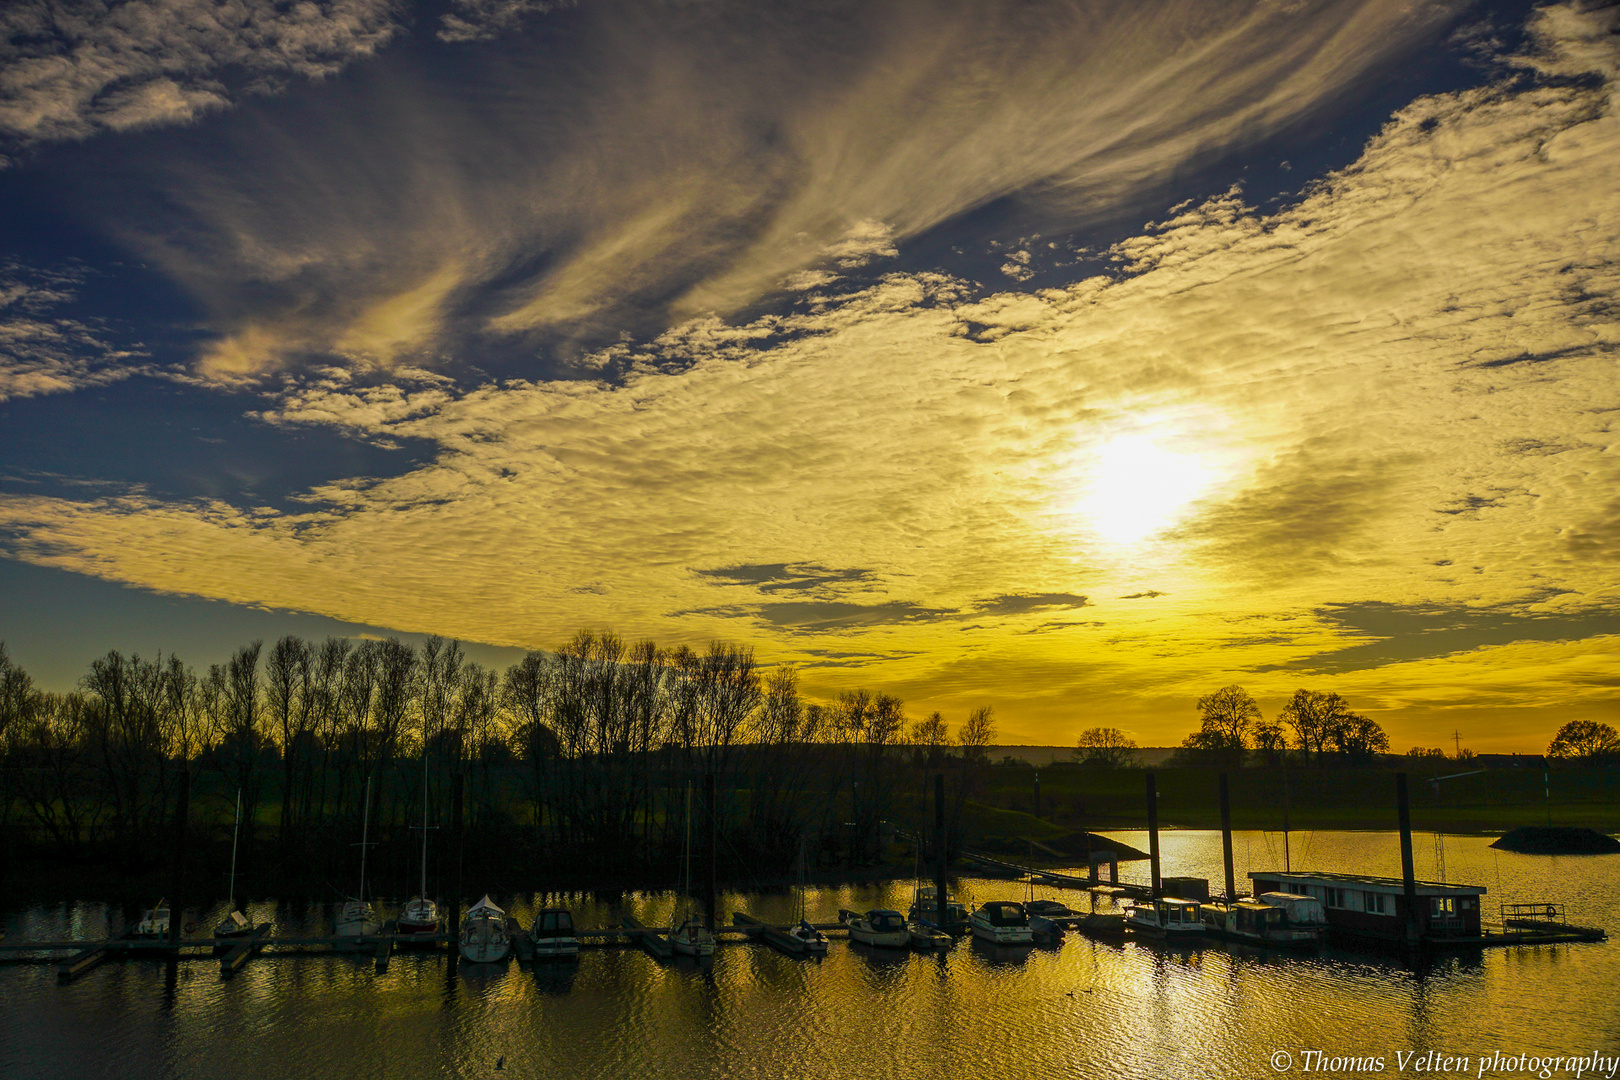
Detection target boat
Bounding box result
[214,789,253,943]
[531,908,580,959]
[1123,896,1204,938]
[1203,896,1324,949]
[669,783,715,956]
[908,884,969,933]
[844,909,910,947]
[970,901,1035,945]
[787,919,829,954]
[335,776,380,940]
[135,899,171,938]
[908,916,953,950]
[1023,875,1072,943]
[785,844,828,954]
[459,894,512,962]
[396,748,439,939]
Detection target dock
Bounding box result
[620,916,673,959]
[219,924,273,976]
[731,912,821,954]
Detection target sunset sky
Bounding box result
[2,0,1617,752]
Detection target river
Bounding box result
[3,830,1616,1080]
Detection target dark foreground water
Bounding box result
[3,831,1616,1080]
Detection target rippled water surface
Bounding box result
[3,832,1616,1080]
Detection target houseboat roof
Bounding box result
[1249,870,1485,896]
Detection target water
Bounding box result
[3,832,1616,1080]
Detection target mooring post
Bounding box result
[167,769,191,949]
[1219,772,1237,903]
[1146,771,1162,897]
[1033,770,1041,818]
[934,773,947,927]
[1397,772,1420,944]
[704,772,717,933]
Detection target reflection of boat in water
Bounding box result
[460,895,512,962]
[844,909,910,948]
[1204,895,1324,949]
[531,908,580,959]
[970,901,1035,945]
[1124,897,1204,939]
[909,885,968,934]
[136,899,170,938]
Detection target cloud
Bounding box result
[0,0,400,161]
[0,264,145,401]
[80,0,1467,377]
[438,0,570,44]
[3,2,1619,748]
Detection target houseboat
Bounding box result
[1203,895,1324,949]
[1249,871,1485,944]
[1124,896,1203,939]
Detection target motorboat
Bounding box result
[135,899,171,938]
[531,908,580,959]
[969,901,1035,945]
[460,894,512,962]
[1024,898,1077,921]
[1124,896,1204,939]
[908,916,953,950]
[1204,896,1323,949]
[908,885,969,934]
[786,919,829,954]
[1257,892,1328,934]
[844,909,910,948]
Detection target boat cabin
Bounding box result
[1249,871,1485,942]
[534,909,575,938]
[865,910,905,933]
[976,902,1029,927]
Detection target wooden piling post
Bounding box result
[934,773,947,928]
[704,772,717,933]
[1397,772,1420,944]
[449,771,464,934]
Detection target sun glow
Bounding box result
[1077,435,1213,544]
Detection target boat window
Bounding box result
[1364,892,1388,914]
[1430,897,1456,917]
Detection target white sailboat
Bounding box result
[459,894,511,962]
[786,842,828,954]
[397,748,439,939]
[214,789,253,942]
[335,775,380,940]
[670,783,715,956]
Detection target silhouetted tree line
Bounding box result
[0,636,996,886]
[1171,685,1391,768]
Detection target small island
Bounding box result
[1491,827,1620,855]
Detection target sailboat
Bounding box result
[335,775,381,941]
[397,747,439,940]
[670,783,715,956]
[214,789,253,943]
[785,840,828,954]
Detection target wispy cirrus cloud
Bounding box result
[0,264,145,401]
[85,0,1467,378]
[0,0,400,165]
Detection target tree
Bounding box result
[1547,720,1618,762]
[1278,689,1353,764]
[1180,685,1259,766]
[1330,714,1390,763]
[1073,727,1138,768]
[958,706,996,766]
[910,711,951,769]
[1252,721,1288,766]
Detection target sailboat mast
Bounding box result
[359,775,372,904]
[228,788,241,910]
[420,744,430,899]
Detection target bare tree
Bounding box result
[1074,726,1138,767]
[265,635,315,840]
[958,705,996,766]
[1547,720,1620,763]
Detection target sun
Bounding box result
[1077,434,1212,544]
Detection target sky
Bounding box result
[1,0,1617,753]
